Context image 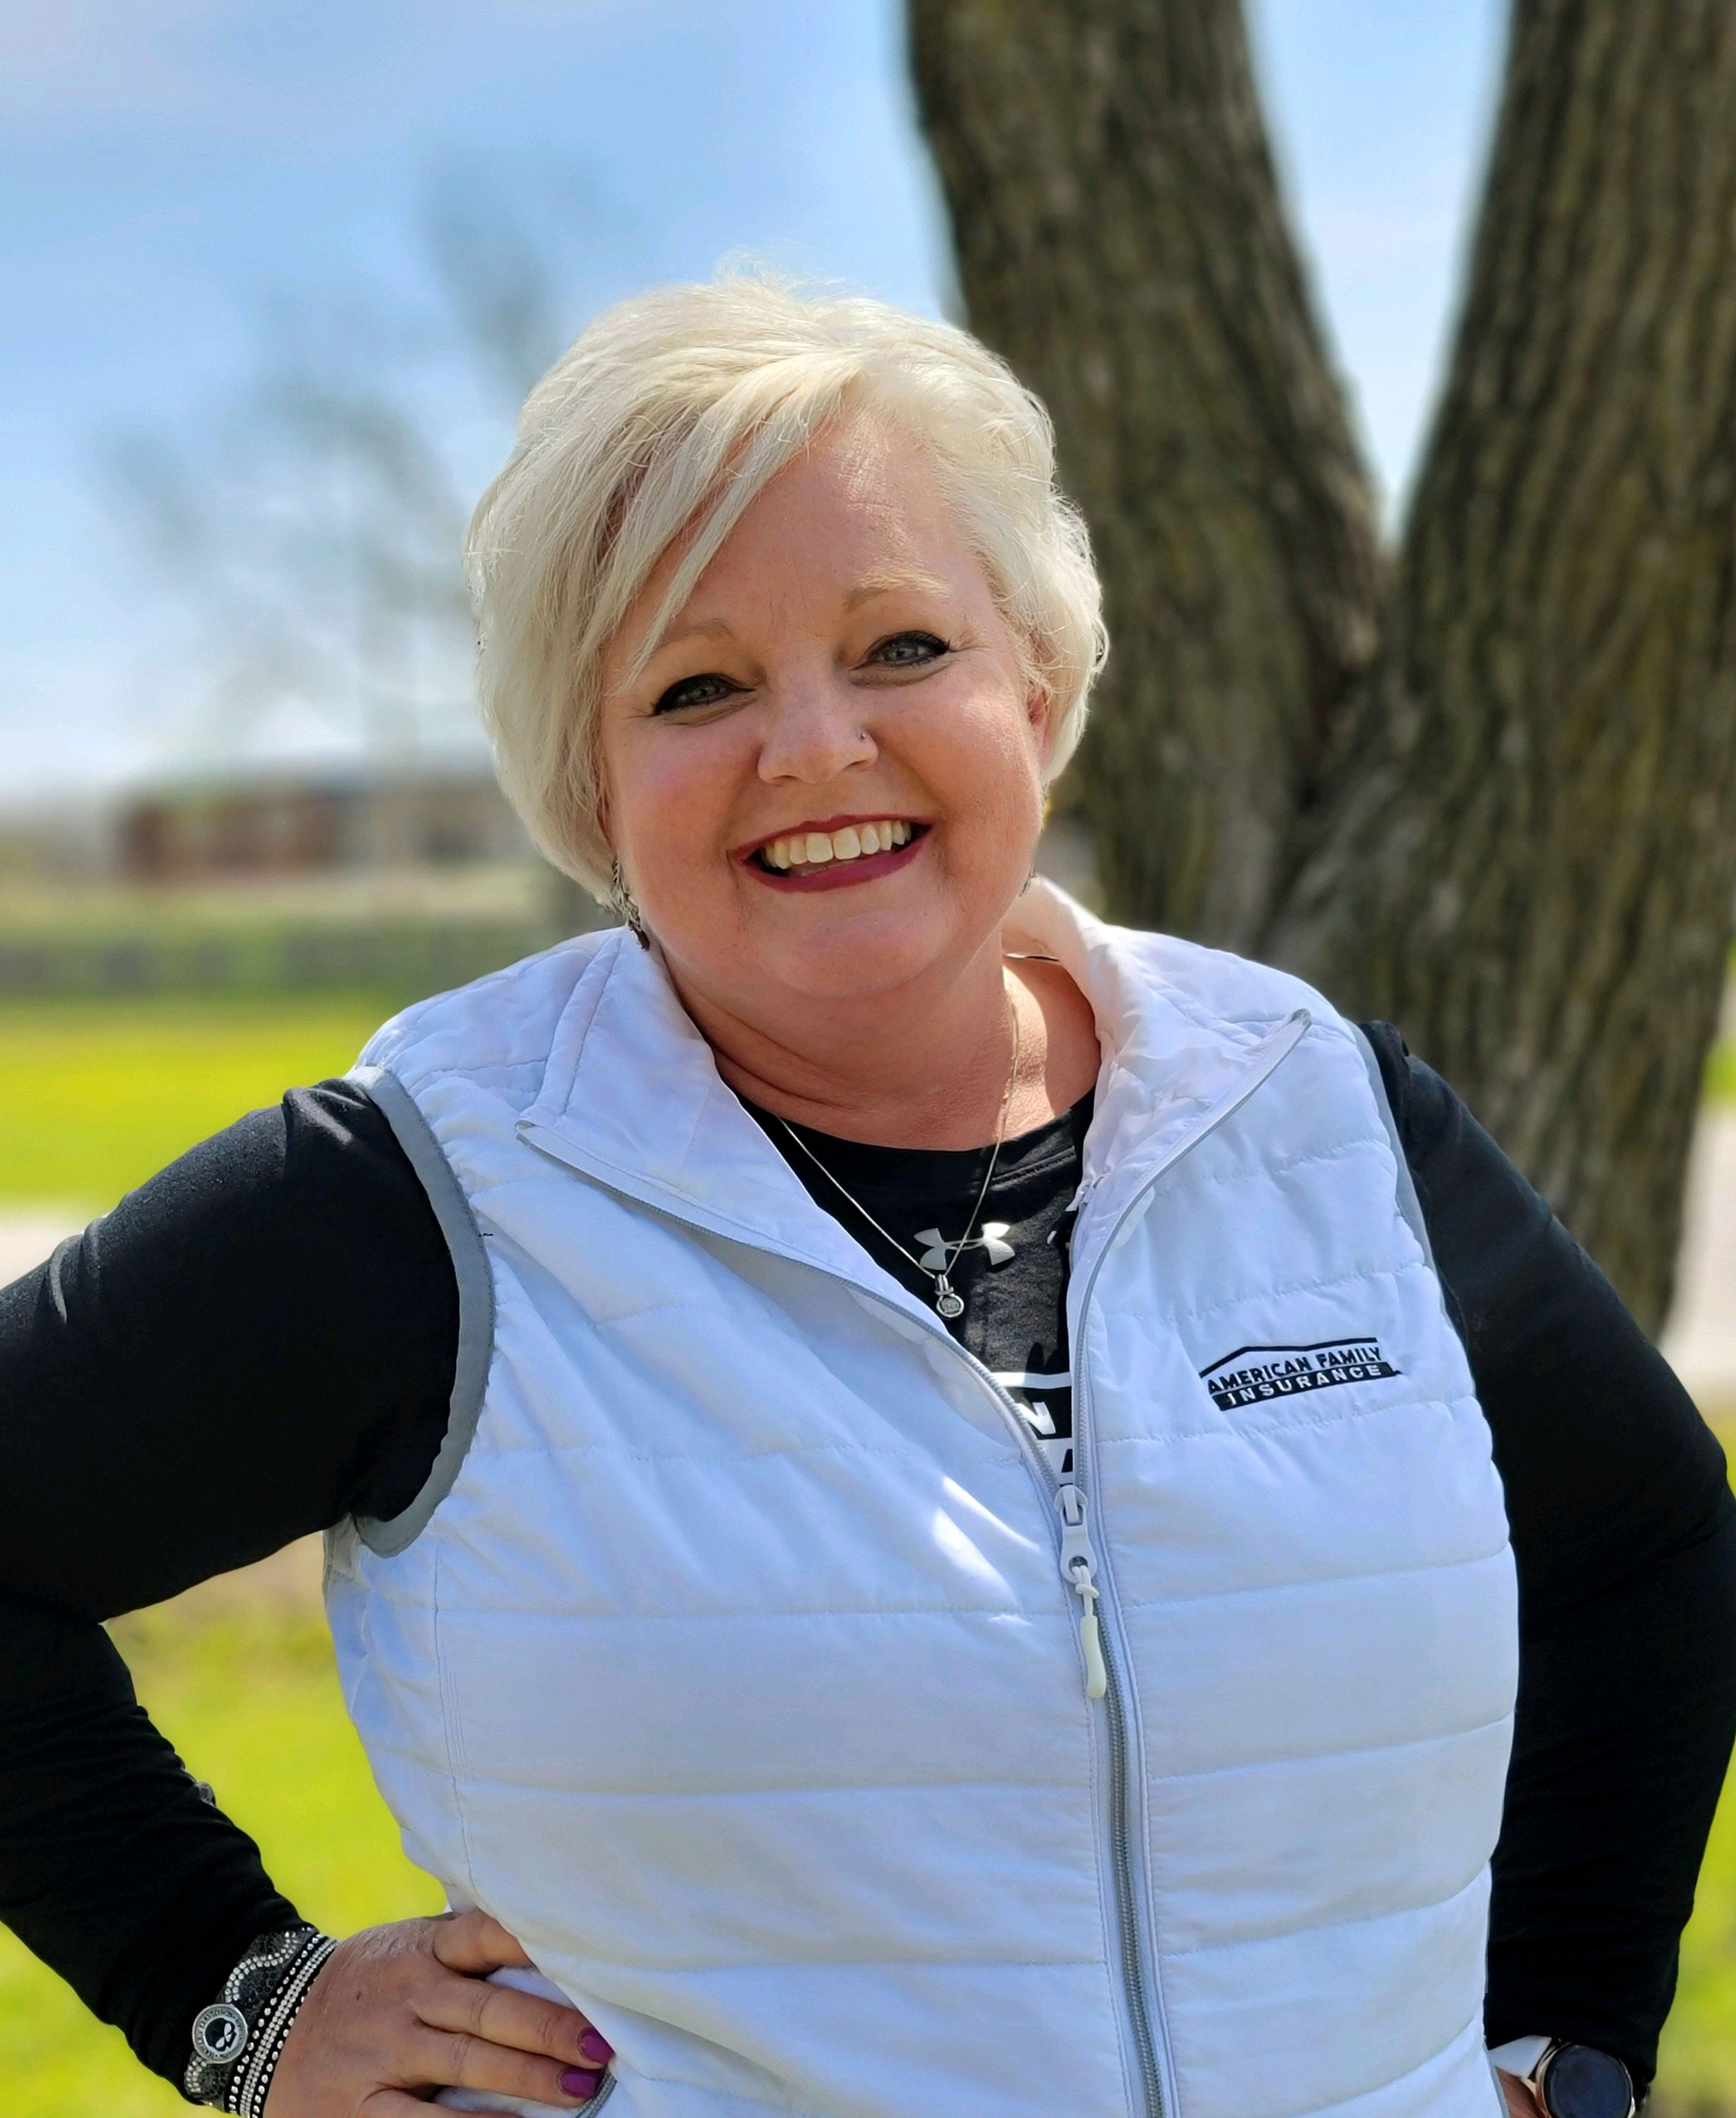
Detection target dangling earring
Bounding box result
[609,856,650,948]
[1023,788,1052,890]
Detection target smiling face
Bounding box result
[595,417,1050,1019]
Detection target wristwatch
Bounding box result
[1492,2037,1636,2118]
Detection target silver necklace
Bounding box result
[776,989,1024,1320]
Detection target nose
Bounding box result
[755,677,877,787]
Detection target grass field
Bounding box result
[0,991,452,2109]
[1664,1766,1736,2109]
[0,993,400,1207]
[0,1601,443,2117]
[2,992,1735,2109]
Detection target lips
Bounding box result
[753,818,916,874]
[739,815,930,893]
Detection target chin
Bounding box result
[745,900,966,1000]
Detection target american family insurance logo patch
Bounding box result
[1199,1337,1399,1410]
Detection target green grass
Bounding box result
[0,1606,443,2117]
[0,992,436,2111]
[0,994,399,1207]
[1662,1779,1736,2106]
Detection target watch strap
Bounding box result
[1491,2036,1555,2080]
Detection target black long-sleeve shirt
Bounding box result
[0,1024,1731,2094]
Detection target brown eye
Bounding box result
[871,631,949,668]
[653,672,739,715]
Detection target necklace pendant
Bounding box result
[934,1276,966,1319]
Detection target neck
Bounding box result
[667,936,1035,1150]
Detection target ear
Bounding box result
[1026,679,1056,770]
[594,770,615,850]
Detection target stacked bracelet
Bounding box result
[184,1924,337,2114]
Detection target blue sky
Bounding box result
[2,0,1505,805]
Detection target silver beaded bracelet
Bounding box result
[184,1924,337,2113]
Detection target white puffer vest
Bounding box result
[325,880,1517,2118]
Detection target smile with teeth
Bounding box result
[755,819,918,873]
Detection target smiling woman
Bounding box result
[465,277,1102,908]
[578,405,1107,1136]
[1,274,1732,2118]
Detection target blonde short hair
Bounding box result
[464,273,1107,898]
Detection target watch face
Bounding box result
[1541,2045,1634,2118]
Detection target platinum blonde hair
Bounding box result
[464,273,1108,899]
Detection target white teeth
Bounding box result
[757,820,916,872]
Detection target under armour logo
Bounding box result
[916,1223,1016,1271]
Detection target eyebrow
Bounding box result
[648,569,953,659]
[841,567,953,609]
[648,615,737,655]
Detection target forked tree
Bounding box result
[909,0,1736,1333]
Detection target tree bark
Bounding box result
[910,0,1736,1332]
[908,0,1384,949]
[1266,0,1736,1330]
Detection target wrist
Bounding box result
[183,1923,336,2114]
[1492,2038,1636,2118]
[1496,2068,1545,2118]
[1492,2037,1557,2082]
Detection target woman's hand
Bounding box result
[264,1909,613,2116]
[1496,2068,1543,2118]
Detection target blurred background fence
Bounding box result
[0,762,572,1000]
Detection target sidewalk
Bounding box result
[0,1209,89,1288]
[1661,1110,1736,1415]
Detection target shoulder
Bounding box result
[357,925,623,1103]
[1091,915,1361,1047]
[1350,1021,1490,1183]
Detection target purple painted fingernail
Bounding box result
[560,2067,601,2099]
[579,2028,614,2064]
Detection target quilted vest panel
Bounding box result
[325,884,1516,2118]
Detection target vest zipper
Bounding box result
[1058,1484,1108,1698]
[1063,1008,1312,2118]
[517,1005,1309,2118]
[1055,1467,1164,2118]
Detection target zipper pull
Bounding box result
[1057,1484,1108,1701]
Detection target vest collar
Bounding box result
[516,880,1305,1290]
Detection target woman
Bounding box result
[2,278,1732,2118]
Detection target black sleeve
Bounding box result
[1360,1021,1736,2091]
[0,1079,458,2085]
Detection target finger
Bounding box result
[429,1909,536,1975]
[412,2025,596,2108]
[1497,2073,1541,2118]
[420,1971,605,2067]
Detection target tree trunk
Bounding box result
[908,0,1385,950]
[909,0,1736,1333]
